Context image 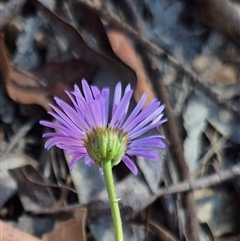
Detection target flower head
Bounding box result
[40,79,166,175]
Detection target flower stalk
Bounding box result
[102,160,123,241]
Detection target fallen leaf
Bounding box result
[148,220,179,241]
[194,0,240,45]
[7,58,97,110]
[4,0,137,109]
[9,165,59,212]
[88,200,145,241]
[107,30,155,104]
[183,92,209,175]
[30,0,136,87]
[8,67,49,110]
[97,174,152,213]
[42,208,87,241]
[0,155,37,207]
[70,0,116,59]
[0,220,41,241]
[193,54,240,85]
[195,187,240,237]
[33,60,96,101]
[64,154,105,204]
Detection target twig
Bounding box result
[75,0,240,120]
[151,163,240,198]
[18,121,238,215]
[32,162,240,215]
[152,70,200,241]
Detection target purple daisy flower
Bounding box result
[40,79,166,175]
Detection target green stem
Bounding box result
[102,160,124,241]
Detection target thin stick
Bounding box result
[30,162,240,215]
[152,163,240,198]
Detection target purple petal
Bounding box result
[124,84,131,94]
[89,100,102,127]
[126,149,159,161]
[69,155,85,170]
[129,136,165,148]
[117,86,132,127]
[72,85,87,114]
[91,85,101,99]
[121,93,147,130]
[109,90,133,128]
[84,155,94,166]
[122,101,160,133]
[65,91,85,118]
[43,133,56,138]
[122,155,138,175]
[44,136,82,146]
[128,104,165,136]
[73,84,82,96]
[101,88,109,127]
[77,98,96,128]
[152,114,164,124]
[44,138,59,150]
[48,110,84,135]
[52,99,90,131]
[112,82,122,115]
[82,79,93,101]
[40,121,79,138]
[45,136,83,151]
[129,119,167,139]
[99,168,103,175]
[64,147,87,156]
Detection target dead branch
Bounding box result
[152,163,240,198]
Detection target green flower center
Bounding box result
[84,128,128,167]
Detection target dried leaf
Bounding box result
[7,58,97,110]
[88,201,145,241]
[65,154,105,204]
[0,220,41,241]
[30,0,136,87]
[107,30,155,104]
[148,220,179,241]
[9,165,59,212]
[42,208,87,241]
[193,54,240,85]
[5,0,137,109]
[195,187,240,237]
[194,0,240,45]
[8,67,49,110]
[183,92,209,175]
[33,60,96,101]
[70,0,116,58]
[0,155,37,207]
[97,174,152,213]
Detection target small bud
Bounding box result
[84,128,128,167]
